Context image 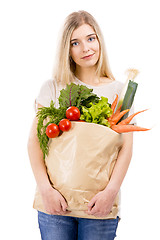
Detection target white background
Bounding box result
[0,0,160,239]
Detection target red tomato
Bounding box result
[66,106,80,121]
[46,123,60,138]
[59,119,71,131]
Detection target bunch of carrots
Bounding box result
[107,94,150,133]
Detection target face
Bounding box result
[70,24,100,69]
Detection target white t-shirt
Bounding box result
[36,78,136,125]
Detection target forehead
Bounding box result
[71,24,95,39]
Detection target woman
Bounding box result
[28,10,134,240]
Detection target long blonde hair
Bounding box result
[53,10,115,84]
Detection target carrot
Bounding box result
[109,109,130,126]
[111,124,150,133]
[107,95,119,121]
[108,104,122,122]
[112,104,122,118]
[111,94,119,112]
[118,109,148,125]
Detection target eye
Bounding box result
[71,42,79,46]
[88,36,96,42]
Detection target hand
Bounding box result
[41,185,69,215]
[85,188,117,217]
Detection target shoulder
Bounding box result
[98,78,124,101]
[40,79,55,89]
[110,80,124,96]
[100,77,124,87]
[36,79,57,107]
[38,79,56,94]
[112,79,124,89]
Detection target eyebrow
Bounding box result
[70,33,96,43]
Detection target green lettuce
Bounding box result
[80,96,113,127]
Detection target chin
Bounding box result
[80,58,99,68]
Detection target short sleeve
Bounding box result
[36,80,56,107]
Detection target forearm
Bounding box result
[106,132,133,194]
[27,117,52,193]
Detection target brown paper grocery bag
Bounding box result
[33,122,123,219]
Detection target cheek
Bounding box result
[94,41,100,54]
[70,48,80,62]
[92,42,100,61]
[70,49,74,58]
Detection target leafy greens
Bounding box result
[58,83,99,109]
[80,96,112,127]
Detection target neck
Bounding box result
[75,66,100,84]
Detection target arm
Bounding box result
[86,132,133,217]
[27,104,68,215]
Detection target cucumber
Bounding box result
[120,80,138,120]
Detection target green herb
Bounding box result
[80,96,113,127]
[36,101,66,159]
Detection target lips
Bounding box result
[81,53,95,59]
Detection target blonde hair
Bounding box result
[53,10,115,84]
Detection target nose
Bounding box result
[82,42,89,53]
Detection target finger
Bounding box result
[60,198,68,212]
[88,198,97,211]
[89,207,98,215]
[86,205,98,215]
[62,210,71,214]
[55,206,67,215]
[54,211,62,215]
[84,210,93,215]
[47,208,63,215]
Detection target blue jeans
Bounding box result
[38,211,119,240]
